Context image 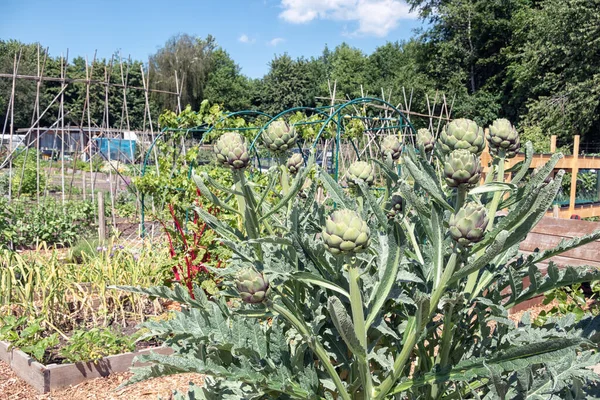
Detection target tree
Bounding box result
[326,43,369,99]
[255,54,316,115]
[506,0,600,145]
[149,34,216,112]
[204,49,253,111]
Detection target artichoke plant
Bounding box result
[449,203,489,246]
[235,268,270,304]
[444,149,482,188]
[381,135,402,161]
[487,118,521,158]
[214,131,250,170]
[122,112,600,400]
[416,128,435,152]
[347,160,375,187]
[440,118,485,155]
[322,209,370,255]
[263,120,298,153]
[286,153,304,175]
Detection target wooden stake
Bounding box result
[98,191,106,242]
[550,135,557,153]
[568,135,580,216]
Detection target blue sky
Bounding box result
[2,0,425,78]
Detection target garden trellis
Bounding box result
[138,97,423,235]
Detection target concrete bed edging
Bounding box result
[0,340,173,393]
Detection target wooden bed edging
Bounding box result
[0,341,173,393]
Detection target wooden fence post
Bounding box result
[568,135,580,216]
[553,205,559,218]
[550,135,557,153]
[98,191,106,242]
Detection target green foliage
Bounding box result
[0,316,59,363]
[0,198,96,249]
[59,327,137,363]
[118,126,600,399]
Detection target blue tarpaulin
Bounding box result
[93,138,136,163]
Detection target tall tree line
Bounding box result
[2,0,599,148]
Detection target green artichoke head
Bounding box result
[444,149,482,188]
[286,153,304,175]
[322,209,370,256]
[417,128,435,152]
[214,132,250,170]
[347,161,375,187]
[449,203,489,246]
[487,118,520,158]
[263,120,298,153]
[440,119,485,155]
[381,135,402,161]
[235,268,270,304]
[387,193,403,218]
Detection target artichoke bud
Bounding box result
[235,269,271,304]
[263,120,298,153]
[440,119,485,155]
[444,149,482,188]
[387,193,403,218]
[322,209,371,255]
[286,153,304,175]
[486,118,520,158]
[449,203,489,246]
[416,128,435,152]
[347,161,375,187]
[381,135,402,161]
[214,132,250,170]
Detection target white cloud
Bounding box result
[268,37,285,46]
[279,0,416,37]
[239,34,255,44]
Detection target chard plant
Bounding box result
[118,119,600,399]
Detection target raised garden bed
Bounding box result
[0,340,172,393]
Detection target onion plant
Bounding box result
[119,121,600,399]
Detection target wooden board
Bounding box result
[0,341,173,393]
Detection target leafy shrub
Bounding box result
[59,327,137,363]
[119,121,600,399]
[0,198,97,249]
[0,316,59,363]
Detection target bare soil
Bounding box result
[0,359,204,400]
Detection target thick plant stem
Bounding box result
[232,170,247,232]
[402,218,425,265]
[348,264,373,399]
[374,318,418,400]
[280,159,290,196]
[270,302,352,400]
[429,252,458,316]
[464,152,505,296]
[431,302,456,399]
[455,186,468,211]
[486,152,506,232]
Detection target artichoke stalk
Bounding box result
[322,209,371,255]
[440,119,485,155]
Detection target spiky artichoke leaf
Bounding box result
[317,167,357,210]
[509,141,534,185]
[403,147,453,211]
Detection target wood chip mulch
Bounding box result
[0,360,204,400]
